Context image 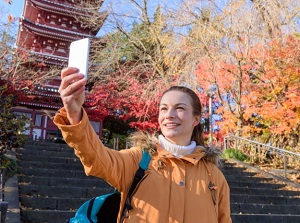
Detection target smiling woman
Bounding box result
[53,67,232,223]
[159,86,203,147]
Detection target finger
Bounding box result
[61,79,86,97]
[60,73,85,94]
[60,67,79,92]
[61,67,79,79]
[62,86,85,106]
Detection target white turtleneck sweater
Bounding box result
[158,135,196,157]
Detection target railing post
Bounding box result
[234,137,238,153]
[209,96,213,147]
[113,138,116,150]
[0,168,8,223]
[284,152,287,178]
[0,201,8,223]
[224,137,227,150]
[113,138,122,150]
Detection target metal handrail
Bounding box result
[224,135,300,179]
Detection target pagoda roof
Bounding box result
[21,16,93,41]
[19,101,62,110]
[17,47,68,66]
[30,0,107,33]
[30,50,68,66]
[30,0,101,16]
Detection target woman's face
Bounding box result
[158,90,199,146]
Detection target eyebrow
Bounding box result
[159,103,188,107]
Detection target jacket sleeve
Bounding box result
[217,170,232,223]
[53,107,142,192]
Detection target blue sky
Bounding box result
[0,0,24,35]
[0,0,24,19]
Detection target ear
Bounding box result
[193,116,201,126]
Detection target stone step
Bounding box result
[231,203,300,215]
[230,194,300,205]
[223,170,265,177]
[17,160,83,170]
[22,142,72,152]
[18,175,107,187]
[224,173,275,182]
[229,186,299,196]
[225,180,285,189]
[231,214,300,223]
[221,166,247,172]
[17,166,88,178]
[19,185,113,198]
[19,195,113,211]
[16,154,80,165]
[17,147,76,158]
[20,209,74,223]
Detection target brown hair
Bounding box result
[161,86,205,146]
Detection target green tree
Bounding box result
[0,82,30,159]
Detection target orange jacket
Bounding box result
[54,108,232,223]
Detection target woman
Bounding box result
[54,67,232,223]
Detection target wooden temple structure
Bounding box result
[14,0,107,140]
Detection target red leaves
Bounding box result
[84,72,165,131]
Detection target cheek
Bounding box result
[158,114,163,125]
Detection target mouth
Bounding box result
[164,123,180,128]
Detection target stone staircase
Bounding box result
[16,140,300,223]
[16,140,114,223]
[223,161,300,223]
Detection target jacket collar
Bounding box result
[156,145,206,165]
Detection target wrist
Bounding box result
[67,109,83,125]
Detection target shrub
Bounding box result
[223,148,249,162]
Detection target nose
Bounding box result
[165,108,175,119]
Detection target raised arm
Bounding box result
[58,67,86,124]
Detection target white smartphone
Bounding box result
[68,38,90,79]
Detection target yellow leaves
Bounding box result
[271,86,283,95]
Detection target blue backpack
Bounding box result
[66,150,151,223]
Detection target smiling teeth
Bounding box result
[165,124,178,127]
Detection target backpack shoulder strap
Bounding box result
[139,149,151,170]
[120,149,151,222]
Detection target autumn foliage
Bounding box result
[85,69,168,132]
[196,35,300,149]
[1,0,300,152]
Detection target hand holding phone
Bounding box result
[68,38,90,79]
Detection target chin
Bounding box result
[162,131,176,138]
[163,135,178,143]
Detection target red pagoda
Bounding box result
[14,0,107,140]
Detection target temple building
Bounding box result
[14,0,107,140]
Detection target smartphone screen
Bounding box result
[68,38,90,79]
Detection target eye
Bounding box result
[176,106,184,110]
[160,107,167,111]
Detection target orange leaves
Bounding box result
[4,0,12,4]
[195,34,300,139]
[7,14,15,23]
[36,62,46,67]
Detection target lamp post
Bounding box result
[206,88,214,147]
